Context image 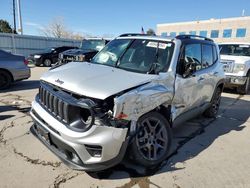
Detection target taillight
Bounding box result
[24,59,29,65]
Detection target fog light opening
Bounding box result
[85,145,102,157]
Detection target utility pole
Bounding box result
[13,0,16,33]
[17,0,23,34]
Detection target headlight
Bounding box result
[233,64,245,73]
[34,55,41,58]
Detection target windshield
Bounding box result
[80,40,106,51]
[219,44,250,57]
[91,39,174,74]
[41,48,55,53]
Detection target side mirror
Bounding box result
[183,61,196,78]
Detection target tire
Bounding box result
[130,111,172,168]
[43,59,52,67]
[204,87,222,118]
[236,73,250,95]
[0,70,12,90]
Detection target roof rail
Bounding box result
[176,35,213,42]
[118,33,154,37]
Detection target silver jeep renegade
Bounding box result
[30,34,225,171]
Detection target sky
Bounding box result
[0,0,250,37]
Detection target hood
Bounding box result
[62,49,97,56]
[220,55,250,64]
[41,62,157,100]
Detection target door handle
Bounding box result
[198,77,205,81]
[213,71,219,75]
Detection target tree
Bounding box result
[146,28,156,36]
[0,19,16,34]
[41,17,85,39]
[41,17,69,38]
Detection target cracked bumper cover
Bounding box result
[30,100,128,171]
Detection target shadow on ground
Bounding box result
[0,80,39,93]
[88,95,249,181]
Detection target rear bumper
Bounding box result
[12,67,30,81]
[224,75,247,87]
[30,100,128,171]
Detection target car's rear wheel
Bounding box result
[43,59,52,67]
[130,111,172,167]
[204,87,222,118]
[237,73,250,95]
[0,70,12,90]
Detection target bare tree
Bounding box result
[42,17,72,38]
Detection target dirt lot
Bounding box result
[0,66,250,188]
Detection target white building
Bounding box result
[157,16,250,42]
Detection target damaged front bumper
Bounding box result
[30,99,128,171]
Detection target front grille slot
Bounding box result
[37,82,95,132]
[39,84,69,124]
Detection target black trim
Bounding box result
[176,35,213,42]
[119,33,154,37]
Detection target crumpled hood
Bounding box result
[41,62,157,99]
[221,55,250,64]
[62,49,97,56]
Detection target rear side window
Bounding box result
[202,44,213,68]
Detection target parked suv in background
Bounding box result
[58,38,110,65]
[30,34,224,171]
[219,43,250,94]
[29,46,78,67]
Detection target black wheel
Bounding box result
[130,111,172,167]
[0,70,12,90]
[43,59,52,67]
[236,73,250,95]
[204,87,222,118]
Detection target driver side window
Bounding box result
[184,43,202,71]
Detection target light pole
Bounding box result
[17,0,23,34]
[13,0,16,33]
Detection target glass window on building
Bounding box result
[170,32,176,37]
[179,32,186,35]
[223,29,232,38]
[161,32,168,37]
[211,30,219,38]
[236,28,246,38]
[189,31,196,35]
[199,31,207,37]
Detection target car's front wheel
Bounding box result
[0,70,12,90]
[130,111,172,167]
[43,59,52,67]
